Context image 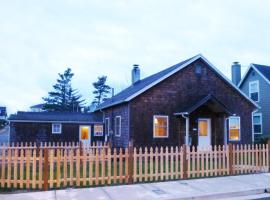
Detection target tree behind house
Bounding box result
[43,68,85,112]
[91,76,111,107]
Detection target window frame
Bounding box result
[94,124,104,137]
[249,80,260,102]
[252,113,262,135]
[228,116,241,142]
[153,115,169,138]
[114,116,121,137]
[52,123,62,134]
[105,118,110,136]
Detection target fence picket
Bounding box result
[0,142,269,190]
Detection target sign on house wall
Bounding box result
[94,124,104,136]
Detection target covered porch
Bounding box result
[175,94,234,147]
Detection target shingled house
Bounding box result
[9,112,104,144]
[96,54,258,148]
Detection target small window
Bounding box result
[249,81,259,102]
[229,117,240,141]
[195,64,202,75]
[52,123,62,134]
[94,124,104,136]
[114,116,121,137]
[105,118,110,136]
[153,115,169,138]
[253,113,262,134]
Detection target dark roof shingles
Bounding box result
[97,55,199,109]
[253,64,270,82]
[9,112,102,123]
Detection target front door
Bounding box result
[198,118,211,147]
[79,125,91,146]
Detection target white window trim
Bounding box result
[249,80,260,102]
[153,115,169,138]
[228,116,241,142]
[52,123,62,134]
[114,116,121,137]
[94,124,104,137]
[105,118,110,135]
[252,113,262,135]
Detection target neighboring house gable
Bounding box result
[239,64,270,140]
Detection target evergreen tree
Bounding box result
[91,76,111,107]
[43,68,85,112]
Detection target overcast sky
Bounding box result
[1,0,270,114]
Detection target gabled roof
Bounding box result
[174,94,232,115]
[97,54,258,110]
[9,111,102,123]
[238,63,270,87]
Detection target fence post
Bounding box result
[268,140,270,172]
[128,140,134,184]
[43,148,49,191]
[228,143,233,175]
[183,144,188,179]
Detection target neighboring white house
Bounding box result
[30,104,45,112]
[231,62,270,142]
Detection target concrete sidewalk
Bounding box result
[1,173,270,200]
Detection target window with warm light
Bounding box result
[229,117,240,141]
[198,120,208,136]
[80,126,90,140]
[153,115,168,138]
[52,123,62,134]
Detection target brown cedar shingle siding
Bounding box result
[129,59,253,146]
[104,103,130,148]
[10,122,105,143]
[102,58,254,148]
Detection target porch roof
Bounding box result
[174,94,232,115]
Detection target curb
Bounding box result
[167,188,270,200]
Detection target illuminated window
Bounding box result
[153,115,169,138]
[52,123,61,134]
[249,81,259,102]
[229,117,240,141]
[80,126,90,140]
[115,116,121,137]
[198,120,208,136]
[253,113,262,134]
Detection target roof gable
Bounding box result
[97,54,258,110]
[238,64,270,88]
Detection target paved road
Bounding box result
[0,126,9,144]
[0,173,270,200]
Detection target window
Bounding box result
[105,118,110,136]
[80,126,90,140]
[114,116,121,137]
[52,123,62,134]
[153,115,169,138]
[249,81,259,102]
[94,124,104,136]
[229,117,240,141]
[198,119,208,136]
[253,113,262,134]
[195,64,202,75]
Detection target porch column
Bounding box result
[185,117,189,145]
